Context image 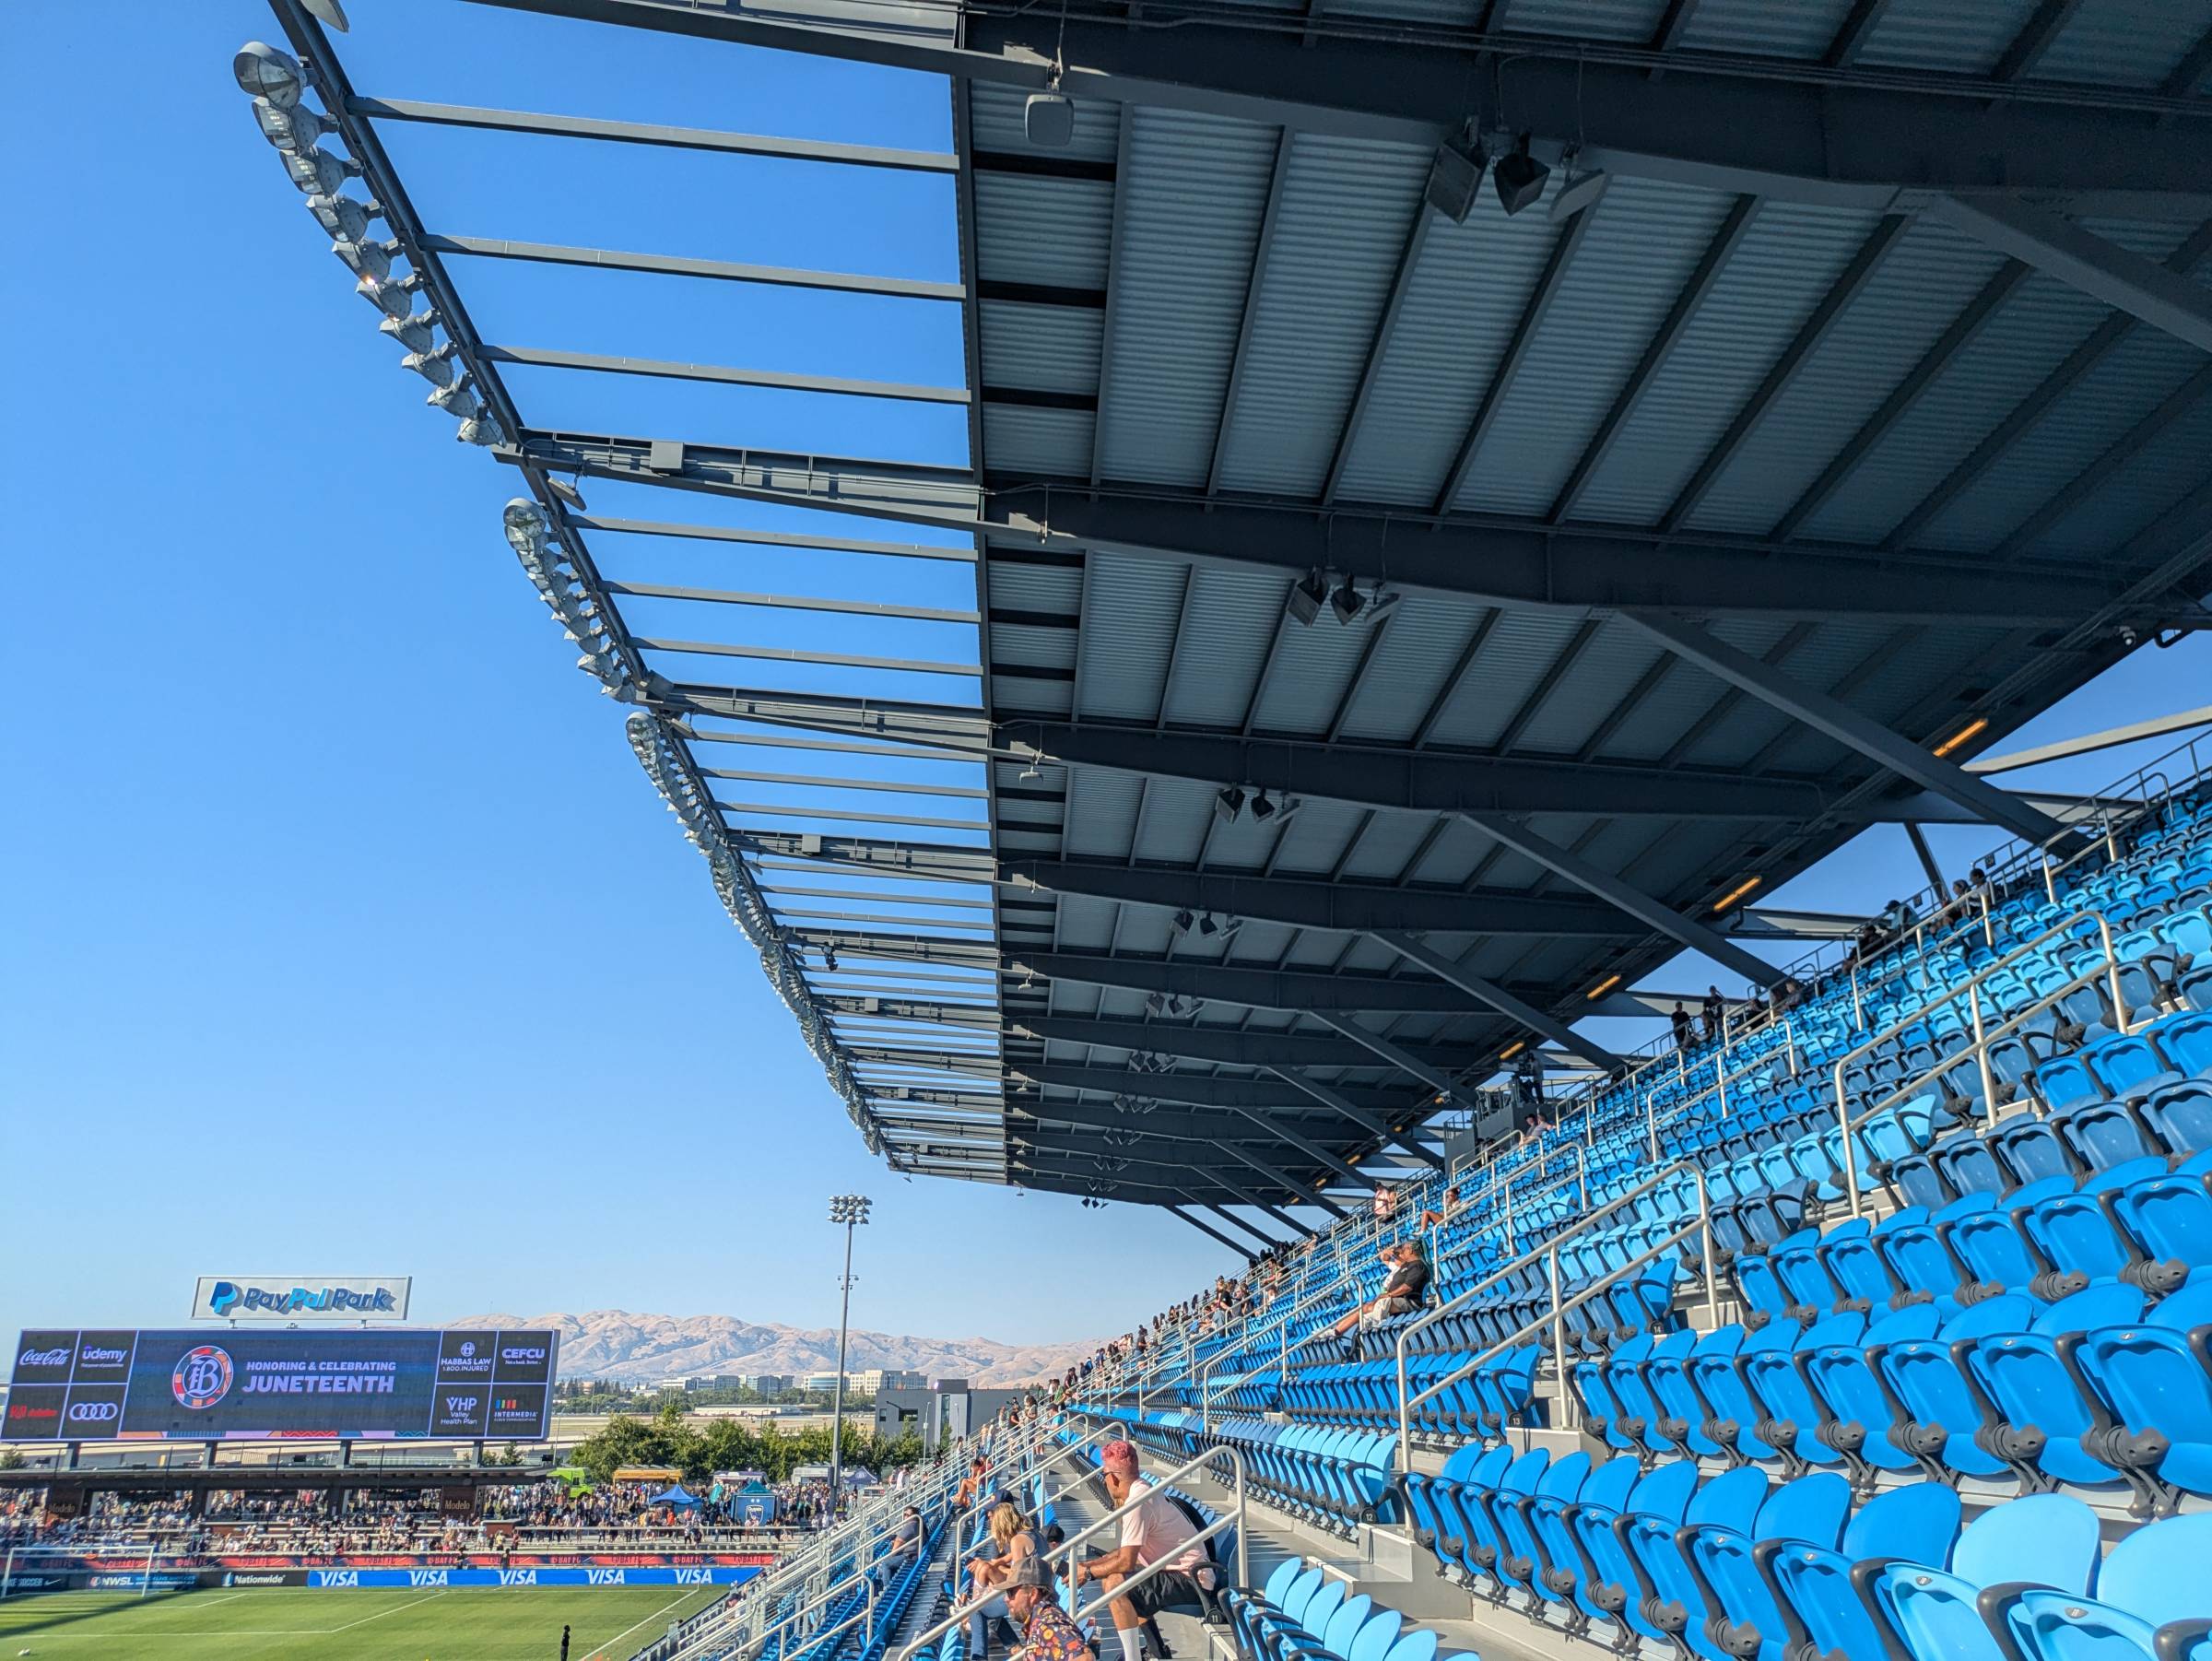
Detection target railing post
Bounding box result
[1693,1168,1719,1329]
[1645,1093,1659,1161]
[2042,854,2056,903]
[1836,1066,1865,1222]
[1851,963,1863,1030]
[1968,983,1997,1131]
[1546,1245,1571,1431]
[1577,1146,1588,1211]
[1394,1325,1412,1475]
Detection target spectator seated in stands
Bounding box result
[1002,1552,1094,1661]
[1419,1187,1459,1229]
[874,1503,920,1589]
[1321,1241,1432,1358]
[1071,1441,1221,1661]
[967,1501,1039,1661]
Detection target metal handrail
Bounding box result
[946,1419,1127,1549]
[1825,905,2127,1219]
[1827,947,2139,1222]
[1394,1198,1712,1472]
[891,1443,1249,1661]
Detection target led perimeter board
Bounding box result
[6,1328,558,1441]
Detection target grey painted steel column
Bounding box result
[1622,613,2075,850]
[1456,814,1784,988]
[1373,934,1628,1069]
[1266,1067,1447,1171]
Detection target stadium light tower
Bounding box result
[827,1193,871,1512]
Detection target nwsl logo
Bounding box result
[171,1345,234,1409]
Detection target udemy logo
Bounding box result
[171,1345,234,1410]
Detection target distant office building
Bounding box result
[874,1382,1026,1452]
[748,1373,794,1395]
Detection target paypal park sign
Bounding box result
[192,1277,411,1322]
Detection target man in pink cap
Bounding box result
[1067,1442,1211,1661]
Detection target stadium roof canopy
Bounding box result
[255,0,2212,1243]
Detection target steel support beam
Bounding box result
[1005,722,1859,820]
[1216,1139,1351,1219]
[1167,1204,1256,1256]
[1013,1061,1406,1118]
[1459,812,1783,988]
[1227,1107,1371,1191]
[1010,1014,1504,1074]
[1929,196,2212,355]
[1966,705,2212,773]
[1201,1202,1292,1249]
[1309,1012,1462,1098]
[513,430,2124,626]
[1267,1068,1445,1170]
[1013,949,1512,1014]
[1621,613,2077,848]
[1015,1096,1337,1145]
[1372,934,1626,1069]
[1004,859,1644,937]
[465,0,2212,208]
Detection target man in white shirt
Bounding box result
[1068,1442,1211,1661]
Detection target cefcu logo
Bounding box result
[171,1345,235,1410]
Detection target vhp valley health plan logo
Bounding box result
[171,1345,234,1410]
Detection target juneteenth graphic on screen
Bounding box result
[6,1329,559,1441]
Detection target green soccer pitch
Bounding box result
[0,1583,731,1659]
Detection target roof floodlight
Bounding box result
[1250,790,1277,821]
[428,381,481,419]
[1025,90,1076,148]
[401,345,456,388]
[1494,133,1551,216]
[457,414,508,448]
[377,310,438,354]
[232,41,305,107]
[253,96,335,154]
[1145,993,1165,1016]
[1197,913,1219,937]
[281,146,356,196]
[1549,163,1610,221]
[1214,784,1245,824]
[1363,586,1404,625]
[306,192,378,242]
[1285,569,1326,627]
[1425,122,1489,224]
[300,0,351,30]
[1329,574,1366,623]
[331,237,397,282]
[1171,909,1194,934]
[355,272,420,320]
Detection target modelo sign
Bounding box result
[192,1277,412,1322]
[6,1328,558,1442]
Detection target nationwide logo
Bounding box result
[208,1281,399,1317]
[18,1347,69,1369]
[65,1401,120,1424]
[172,1345,235,1410]
[228,1572,288,1585]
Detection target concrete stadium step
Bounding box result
[889,1531,961,1653]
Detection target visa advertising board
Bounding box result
[190,1277,411,1322]
[6,1328,557,1442]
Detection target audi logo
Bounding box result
[66,1401,121,1423]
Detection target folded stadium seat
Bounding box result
[1268,1578,1348,1661]
[1618,1464,1772,1657]
[1871,1292,2039,1484]
[1491,1449,1589,1613]
[1989,1119,2083,1189]
[2160,1011,2212,1075]
[1740,1313,1866,1478]
[1425,1443,1512,1584]
[2108,1166,2212,1286]
[2065,1278,2212,1514]
[1228,1559,1310,1660]
[1996,1513,2212,1661]
[1687,1324,1781,1467]
[1946,1178,2078,1301]
[1813,1308,1948,1490]
[1862,1490,2100,1661]
[2139,1079,2212,1155]
[1959,1281,2149,1499]
[1680,1471,1856,1661]
[1561,1455,1700,1638]
[1928,1131,2012,1202]
[1400,1442,1493,1573]
[2053,1098,2166,1173]
[1459,1446,1551,1603]
[1524,1452,1638,1634]
[2020,1159,2185,1294]
[1639,1329,1728,1461]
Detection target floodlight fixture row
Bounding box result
[231,38,508,450]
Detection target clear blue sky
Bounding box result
[4,1,2206,1351]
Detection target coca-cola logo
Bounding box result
[18,1348,69,1368]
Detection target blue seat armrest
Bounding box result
[2154,1617,2212,1661]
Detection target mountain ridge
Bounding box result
[448,1309,1100,1386]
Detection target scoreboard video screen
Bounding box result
[6,1328,559,1441]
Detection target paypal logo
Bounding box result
[209,1281,398,1316]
